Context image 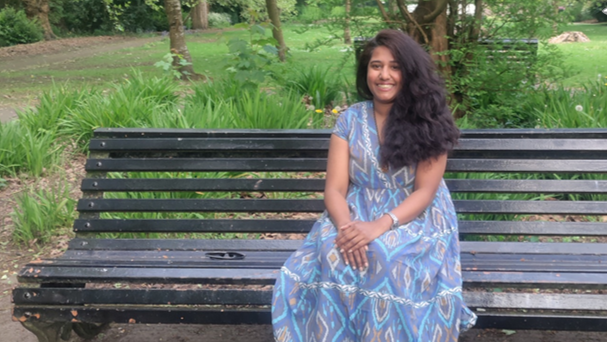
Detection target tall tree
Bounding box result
[344,0,351,44]
[22,0,55,40]
[376,0,450,71]
[265,0,287,61]
[191,1,208,30]
[164,0,202,79]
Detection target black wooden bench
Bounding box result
[477,38,539,65]
[13,128,607,341]
[353,37,539,65]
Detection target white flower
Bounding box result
[575,105,583,112]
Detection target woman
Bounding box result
[272,29,476,342]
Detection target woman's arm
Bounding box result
[324,134,369,269]
[335,153,448,253]
[324,134,351,228]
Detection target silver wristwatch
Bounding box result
[385,212,399,230]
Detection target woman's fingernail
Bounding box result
[348,250,352,253]
[340,249,345,254]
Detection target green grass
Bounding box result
[0,25,356,102]
[557,23,607,87]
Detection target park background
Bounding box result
[1,0,607,340]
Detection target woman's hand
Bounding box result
[335,226,368,271]
[335,218,391,269]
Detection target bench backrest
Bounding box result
[76,128,607,241]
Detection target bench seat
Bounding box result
[13,128,607,341]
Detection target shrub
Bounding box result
[208,12,231,28]
[590,1,607,22]
[12,181,76,245]
[283,65,344,110]
[0,7,43,47]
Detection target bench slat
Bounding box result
[73,218,316,233]
[81,178,326,192]
[13,305,607,330]
[88,138,607,152]
[13,288,607,311]
[76,198,607,215]
[66,238,607,255]
[73,219,607,236]
[31,251,607,274]
[81,178,607,194]
[89,138,330,151]
[85,158,607,173]
[17,265,607,288]
[93,127,607,140]
[86,158,328,172]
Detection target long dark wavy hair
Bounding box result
[356,29,459,169]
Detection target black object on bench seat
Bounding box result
[13,128,607,341]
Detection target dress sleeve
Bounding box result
[332,110,350,140]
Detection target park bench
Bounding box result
[353,37,538,65]
[12,127,607,341]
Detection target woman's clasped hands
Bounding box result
[334,219,390,271]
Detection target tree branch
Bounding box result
[395,0,429,44]
[422,0,449,23]
[374,0,392,24]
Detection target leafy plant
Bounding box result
[284,65,344,110]
[12,181,76,245]
[208,12,231,28]
[0,7,43,47]
[226,22,279,89]
[154,52,194,79]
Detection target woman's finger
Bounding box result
[351,248,364,270]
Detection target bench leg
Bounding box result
[73,322,109,339]
[20,321,72,342]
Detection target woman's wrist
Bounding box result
[376,215,393,233]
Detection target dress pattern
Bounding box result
[272,101,477,342]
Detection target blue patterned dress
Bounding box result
[272,101,477,342]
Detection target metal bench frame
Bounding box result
[13,128,607,341]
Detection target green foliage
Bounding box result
[0,7,43,47]
[530,80,607,128]
[59,71,180,150]
[226,22,279,89]
[208,12,232,28]
[154,53,194,79]
[283,65,344,110]
[239,0,298,22]
[231,90,318,129]
[590,1,607,22]
[11,181,76,245]
[0,120,64,177]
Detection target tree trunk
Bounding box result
[344,0,351,44]
[265,0,287,62]
[405,0,450,74]
[22,0,55,40]
[191,1,208,30]
[164,0,201,80]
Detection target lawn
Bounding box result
[0,22,605,105]
[557,23,607,87]
[0,24,356,105]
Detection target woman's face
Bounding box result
[367,46,402,106]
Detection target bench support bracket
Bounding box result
[20,321,72,342]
